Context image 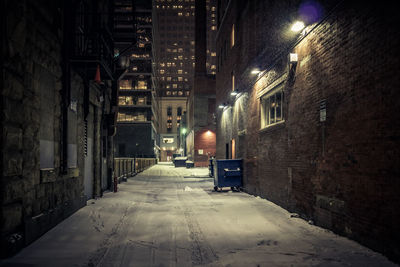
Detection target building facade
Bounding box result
[185,0,216,167]
[114,0,158,158]
[157,97,186,161]
[215,0,400,262]
[1,0,118,256]
[152,0,216,162]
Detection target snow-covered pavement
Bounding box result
[1,163,397,267]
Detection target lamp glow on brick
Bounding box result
[291,21,305,32]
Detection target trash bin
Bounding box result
[174,156,187,167]
[185,160,194,168]
[209,158,214,177]
[213,159,242,191]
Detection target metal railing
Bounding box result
[114,157,157,181]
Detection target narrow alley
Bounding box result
[1,164,396,267]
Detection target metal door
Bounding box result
[84,108,94,200]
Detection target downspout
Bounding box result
[61,0,72,174]
[0,0,6,225]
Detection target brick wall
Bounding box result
[216,0,400,262]
[194,128,216,167]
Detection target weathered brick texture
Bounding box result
[216,0,400,262]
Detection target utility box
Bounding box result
[213,159,242,191]
[209,158,214,177]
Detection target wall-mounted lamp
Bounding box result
[289,53,298,64]
[251,68,261,75]
[219,103,230,110]
[288,53,298,85]
[291,21,305,32]
[230,91,238,96]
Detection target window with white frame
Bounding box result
[260,84,284,128]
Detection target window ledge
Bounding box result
[259,120,286,134]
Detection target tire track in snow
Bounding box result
[84,205,131,267]
[84,176,156,267]
[176,185,220,266]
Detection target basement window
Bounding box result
[260,83,284,128]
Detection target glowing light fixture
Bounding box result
[218,104,225,109]
[181,128,187,134]
[251,68,261,75]
[230,91,238,96]
[289,53,298,63]
[291,21,305,32]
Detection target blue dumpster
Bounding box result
[213,159,242,191]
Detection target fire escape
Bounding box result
[66,0,136,138]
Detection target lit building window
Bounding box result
[231,24,235,48]
[119,80,132,90]
[137,97,146,105]
[163,137,174,143]
[137,80,147,90]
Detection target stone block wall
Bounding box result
[216,0,400,262]
[1,0,114,257]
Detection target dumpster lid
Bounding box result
[224,167,241,171]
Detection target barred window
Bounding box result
[260,84,284,128]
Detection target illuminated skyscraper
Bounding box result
[152,0,217,161]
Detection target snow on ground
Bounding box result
[0,163,397,267]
